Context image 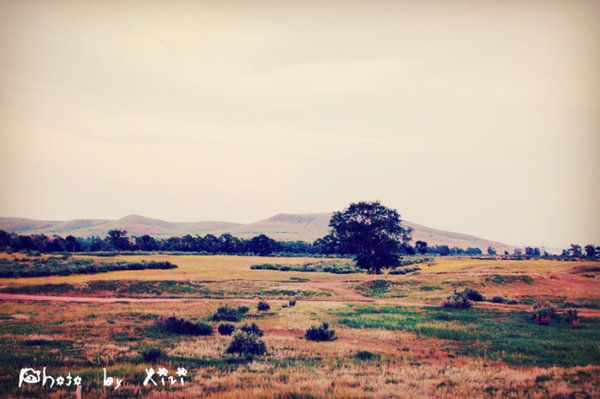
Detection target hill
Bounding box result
[0,213,514,252]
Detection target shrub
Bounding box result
[389,267,421,275]
[158,316,213,335]
[218,323,236,336]
[355,351,380,361]
[257,301,270,312]
[491,295,506,303]
[506,299,519,305]
[531,302,557,325]
[463,288,484,301]
[289,299,296,307]
[237,305,250,314]
[563,309,580,328]
[305,322,336,342]
[142,348,165,362]
[225,332,266,356]
[211,306,242,322]
[442,291,472,309]
[240,322,264,337]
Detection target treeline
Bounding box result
[0,229,484,257]
[0,229,321,256]
[0,229,595,259]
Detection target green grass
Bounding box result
[355,280,407,298]
[419,285,442,291]
[0,257,177,278]
[335,305,600,367]
[519,296,600,310]
[250,260,359,274]
[484,274,534,285]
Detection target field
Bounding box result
[0,253,599,398]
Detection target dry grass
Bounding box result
[0,253,598,398]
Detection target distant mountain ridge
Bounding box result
[0,213,514,252]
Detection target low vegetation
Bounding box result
[211,306,246,322]
[240,322,264,337]
[142,347,165,362]
[257,301,270,312]
[225,331,267,357]
[218,323,236,336]
[305,322,336,342]
[356,280,407,298]
[0,257,176,278]
[442,290,472,309]
[484,274,534,285]
[157,316,213,336]
[250,260,358,274]
[336,305,600,366]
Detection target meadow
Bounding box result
[0,253,598,398]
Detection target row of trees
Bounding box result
[1,202,596,272]
[562,244,600,259]
[0,230,313,256]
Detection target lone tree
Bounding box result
[329,201,409,274]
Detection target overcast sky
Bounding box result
[0,0,598,248]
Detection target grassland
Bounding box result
[0,253,598,398]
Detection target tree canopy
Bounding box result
[329,201,409,274]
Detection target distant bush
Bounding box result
[289,299,296,307]
[491,296,506,303]
[506,299,518,305]
[218,323,236,336]
[531,302,557,325]
[257,301,270,312]
[240,322,264,337]
[563,309,580,328]
[225,332,266,356]
[462,288,484,302]
[354,351,380,361]
[389,267,420,275]
[237,305,250,314]
[158,316,213,335]
[142,348,165,362]
[399,257,433,266]
[211,306,243,322]
[305,322,336,342]
[442,291,472,309]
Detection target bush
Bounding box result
[218,323,236,336]
[389,267,421,275]
[355,351,380,361]
[257,301,270,312]
[158,316,213,335]
[442,291,472,309]
[211,306,242,322]
[225,332,266,356]
[532,302,557,325]
[289,299,296,307]
[240,322,264,337]
[463,288,484,301]
[237,305,250,314]
[305,322,336,342]
[506,299,519,305]
[491,295,506,303]
[142,348,165,362]
[563,309,580,328]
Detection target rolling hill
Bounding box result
[0,213,514,252]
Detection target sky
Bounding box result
[0,0,598,249]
